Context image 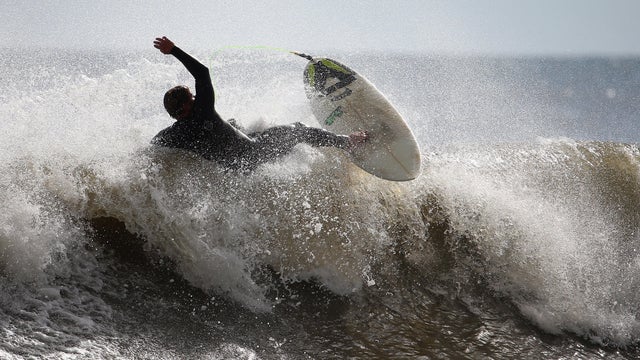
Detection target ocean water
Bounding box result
[0,48,639,359]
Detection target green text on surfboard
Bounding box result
[324,106,343,126]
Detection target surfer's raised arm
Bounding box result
[153,36,214,120]
[154,37,210,83]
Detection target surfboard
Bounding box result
[297,54,421,181]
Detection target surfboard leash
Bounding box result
[290,51,314,61]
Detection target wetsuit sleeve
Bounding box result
[296,126,351,149]
[253,124,351,152]
[170,46,215,106]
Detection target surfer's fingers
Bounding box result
[153,37,175,53]
[350,130,369,144]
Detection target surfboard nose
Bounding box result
[303,58,357,99]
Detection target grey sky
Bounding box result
[2,0,639,55]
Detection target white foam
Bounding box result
[427,142,640,344]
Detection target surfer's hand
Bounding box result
[154,36,175,54]
[347,130,369,150]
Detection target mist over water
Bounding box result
[1,47,639,358]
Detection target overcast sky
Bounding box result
[2,0,639,55]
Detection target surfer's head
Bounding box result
[164,85,194,119]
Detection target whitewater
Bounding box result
[0,48,639,359]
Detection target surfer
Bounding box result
[151,36,367,172]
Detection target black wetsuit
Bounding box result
[151,46,350,171]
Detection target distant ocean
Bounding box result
[1,48,639,359]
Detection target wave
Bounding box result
[2,51,640,349]
[420,139,640,346]
[2,134,639,345]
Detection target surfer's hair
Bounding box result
[163,85,191,118]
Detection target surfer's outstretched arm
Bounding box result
[293,126,367,150]
[251,123,367,153]
[153,36,214,104]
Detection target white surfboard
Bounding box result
[298,54,421,181]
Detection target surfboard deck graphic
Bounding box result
[298,55,421,181]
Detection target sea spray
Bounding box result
[422,140,640,345]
